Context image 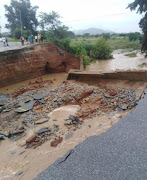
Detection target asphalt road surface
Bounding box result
[34,89,147,180]
[0,42,31,52]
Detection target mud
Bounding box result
[0,50,147,180]
[0,105,133,180]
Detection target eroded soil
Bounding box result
[0,74,146,180]
[0,51,147,180]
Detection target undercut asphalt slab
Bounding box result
[34,89,147,180]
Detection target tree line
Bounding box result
[4,0,74,40]
[3,0,147,56]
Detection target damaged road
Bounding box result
[34,90,147,180]
[0,74,146,180]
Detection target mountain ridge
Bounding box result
[73,28,115,35]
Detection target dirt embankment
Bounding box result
[0,43,81,87]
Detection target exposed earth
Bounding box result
[0,47,147,180]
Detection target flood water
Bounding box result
[0,50,147,180]
[86,50,147,72]
[0,73,67,94]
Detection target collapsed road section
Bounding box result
[0,43,147,179]
[0,72,146,180]
[0,42,81,87]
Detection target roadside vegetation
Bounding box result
[1,0,146,68]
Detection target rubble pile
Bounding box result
[0,81,137,147]
[34,81,137,118]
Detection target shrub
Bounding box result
[69,44,87,56]
[91,38,112,59]
[84,43,94,56]
[82,55,90,67]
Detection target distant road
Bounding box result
[0,42,33,52]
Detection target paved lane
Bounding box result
[34,89,147,180]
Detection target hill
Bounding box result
[74,28,114,35]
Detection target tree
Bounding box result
[14,28,32,39]
[91,38,112,59]
[39,11,69,39]
[128,0,147,56]
[4,0,38,33]
[103,33,110,40]
[83,33,90,37]
[128,32,140,41]
[39,11,61,31]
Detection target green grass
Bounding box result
[70,37,141,51]
[108,39,141,51]
[7,38,20,42]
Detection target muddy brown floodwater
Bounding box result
[86,50,147,72]
[0,73,68,94]
[0,51,147,180]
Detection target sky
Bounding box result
[0,0,143,33]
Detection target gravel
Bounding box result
[34,90,147,180]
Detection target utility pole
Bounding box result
[0,15,1,37]
[19,0,22,36]
[19,10,22,36]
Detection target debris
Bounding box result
[53,124,59,132]
[19,150,26,155]
[15,171,23,176]
[0,93,10,103]
[35,118,48,125]
[64,119,72,125]
[15,100,36,113]
[109,89,117,96]
[33,94,44,100]
[76,90,93,101]
[0,106,5,113]
[36,128,51,135]
[51,137,63,147]
[38,99,45,104]
[9,130,25,137]
[69,115,79,122]
[121,104,128,110]
[26,135,37,144]
[0,135,5,140]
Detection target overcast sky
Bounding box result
[0,0,143,33]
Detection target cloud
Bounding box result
[0,0,142,33]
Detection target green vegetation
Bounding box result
[91,38,112,59]
[139,63,147,68]
[4,0,38,33]
[3,0,146,68]
[109,38,141,50]
[125,52,137,57]
[71,36,141,51]
[128,0,147,56]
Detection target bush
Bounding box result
[13,28,21,39]
[13,28,32,39]
[91,38,112,59]
[69,44,87,56]
[84,43,94,56]
[82,55,90,67]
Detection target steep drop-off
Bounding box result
[0,43,81,87]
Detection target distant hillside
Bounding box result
[74,28,114,35]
